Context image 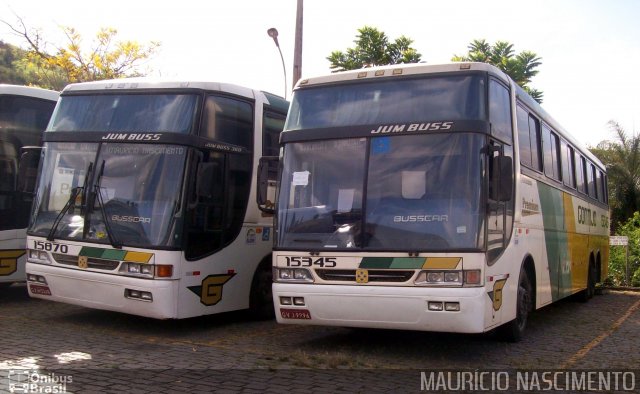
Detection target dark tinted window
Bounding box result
[529,116,542,171]
[263,110,285,157]
[202,96,254,149]
[588,163,597,199]
[286,74,486,130]
[50,94,198,133]
[0,95,56,231]
[564,145,576,188]
[185,149,252,260]
[600,172,608,203]
[576,155,587,194]
[542,125,561,181]
[489,80,513,144]
[516,106,531,167]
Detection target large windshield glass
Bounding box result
[276,133,485,251]
[0,95,56,230]
[285,74,485,130]
[30,142,187,248]
[49,94,199,133]
[277,139,366,248]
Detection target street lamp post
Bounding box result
[267,28,287,99]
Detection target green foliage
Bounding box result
[452,39,543,103]
[0,40,28,84]
[608,212,640,286]
[632,267,640,287]
[327,26,421,72]
[589,121,640,233]
[2,17,160,90]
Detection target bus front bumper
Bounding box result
[26,262,178,319]
[273,283,488,333]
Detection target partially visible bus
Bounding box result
[0,85,58,288]
[24,79,288,319]
[268,63,608,341]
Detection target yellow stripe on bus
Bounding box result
[124,251,153,263]
[422,257,461,269]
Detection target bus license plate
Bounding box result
[29,284,52,296]
[280,308,311,320]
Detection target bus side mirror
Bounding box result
[491,155,513,202]
[196,160,223,200]
[17,146,42,196]
[257,156,279,214]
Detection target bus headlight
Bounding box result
[28,249,51,264]
[415,269,482,287]
[119,262,154,278]
[274,268,314,283]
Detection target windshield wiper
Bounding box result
[91,160,122,249]
[47,162,94,242]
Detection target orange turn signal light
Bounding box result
[156,265,173,278]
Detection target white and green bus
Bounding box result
[0,85,58,288]
[24,79,288,319]
[268,63,609,341]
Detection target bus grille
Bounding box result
[52,253,120,271]
[315,269,414,283]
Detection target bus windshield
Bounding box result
[285,74,485,130]
[49,94,199,133]
[276,133,485,251]
[0,95,56,231]
[30,142,186,248]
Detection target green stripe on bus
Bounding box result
[79,247,127,261]
[79,247,104,258]
[538,182,572,301]
[360,257,394,268]
[102,249,127,261]
[389,258,426,269]
[360,257,426,269]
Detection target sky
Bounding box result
[1,0,639,148]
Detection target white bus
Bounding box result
[268,63,609,341]
[0,85,58,288]
[24,79,288,319]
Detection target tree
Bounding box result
[327,26,421,72]
[1,15,160,90]
[589,120,640,231]
[0,40,28,84]
[452,39,543,103]
[607,212,640,286]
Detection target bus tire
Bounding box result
[578,262,596,302]
[497,267,532,342]
[248,262,275,320]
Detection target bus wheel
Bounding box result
[578,263,596,302]
[249,264,275,320]
[497,267,532,342]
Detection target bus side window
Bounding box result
[263,110,285,157]
[576,154,586,194]
[588,163,598,199]
[516,106,531,167]
[564,144,576,189]
[489,80,513,145]
[529,116,542,172]
[202,95,254,150]
[542,125,561,181]
[600,172,608,203]
[186,149,253,260]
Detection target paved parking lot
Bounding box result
[1,284,639,393]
